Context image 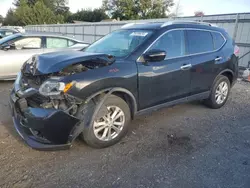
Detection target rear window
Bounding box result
[211,32,225,50]
[187,30,214,54]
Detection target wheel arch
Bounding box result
[213,69,234,87]
[85,87,138,118]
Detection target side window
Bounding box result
[68,40,76,47]
[186,30,214,54]
[46,37,68,49]
[211,32,225,50]
[149,30,185,59]
[5,31,14,36]
[14,37,41,50]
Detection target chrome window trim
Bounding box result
[137,28,227,62]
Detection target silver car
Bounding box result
[0,33,89,80]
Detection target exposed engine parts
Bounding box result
[58,57,115,76]
[18,54,116,119]
[20,55,116,116]
[39,95,82,116]
[60,63,88,76]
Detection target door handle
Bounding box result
[180,64,192,70]
[215,57,222,61]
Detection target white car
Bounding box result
[0,33,89,80]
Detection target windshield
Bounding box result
[0,34,21,45]
[85,29,153,57]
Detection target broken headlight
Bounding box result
[39,80,66,96]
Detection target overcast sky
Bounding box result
[0,0,250,17]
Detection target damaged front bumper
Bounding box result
[9,73,80,150]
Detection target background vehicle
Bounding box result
[0,28,19,39]
[13,26,26,33]
[9,21,238,150]
[0,33,89,79]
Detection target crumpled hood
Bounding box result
[23,50,115,75]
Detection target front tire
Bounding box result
[82,94,131,148]
[204,75,230,109]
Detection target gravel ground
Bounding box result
[0,81,250,188]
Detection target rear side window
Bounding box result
[68,40,76,47]
[211,32,225,50]
[46,37,68,49]
[186,30,214,54]
[149,30,185,59]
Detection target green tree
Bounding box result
[13,0,66,11]
[2,9,19,26]
[103,0,174,20]
[53,0,69,13]
[68,9,108,22]
[0,15,4,24]
[14,0,70,21]
[15,0,64,25]
[13,0,54,9]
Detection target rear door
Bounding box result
[186,29,225,95]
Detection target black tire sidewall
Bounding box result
[209,75,231,109]
[82,95,131,148]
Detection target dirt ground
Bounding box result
[0,81,250,188]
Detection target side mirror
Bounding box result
[143,49,166,62]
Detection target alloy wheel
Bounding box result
[93,106,125,141]
[215,81,229,104]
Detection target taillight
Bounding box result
[234,45,240,57]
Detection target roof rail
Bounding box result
[121,22,146,28]
[161,20,216,28]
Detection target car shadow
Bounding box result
[127,100,207,135]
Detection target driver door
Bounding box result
[0,37,43,78]
[137,30,192,109]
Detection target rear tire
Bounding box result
[81,94,131,148]
[204,75,230,109]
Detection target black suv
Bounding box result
[10,21,239,150]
